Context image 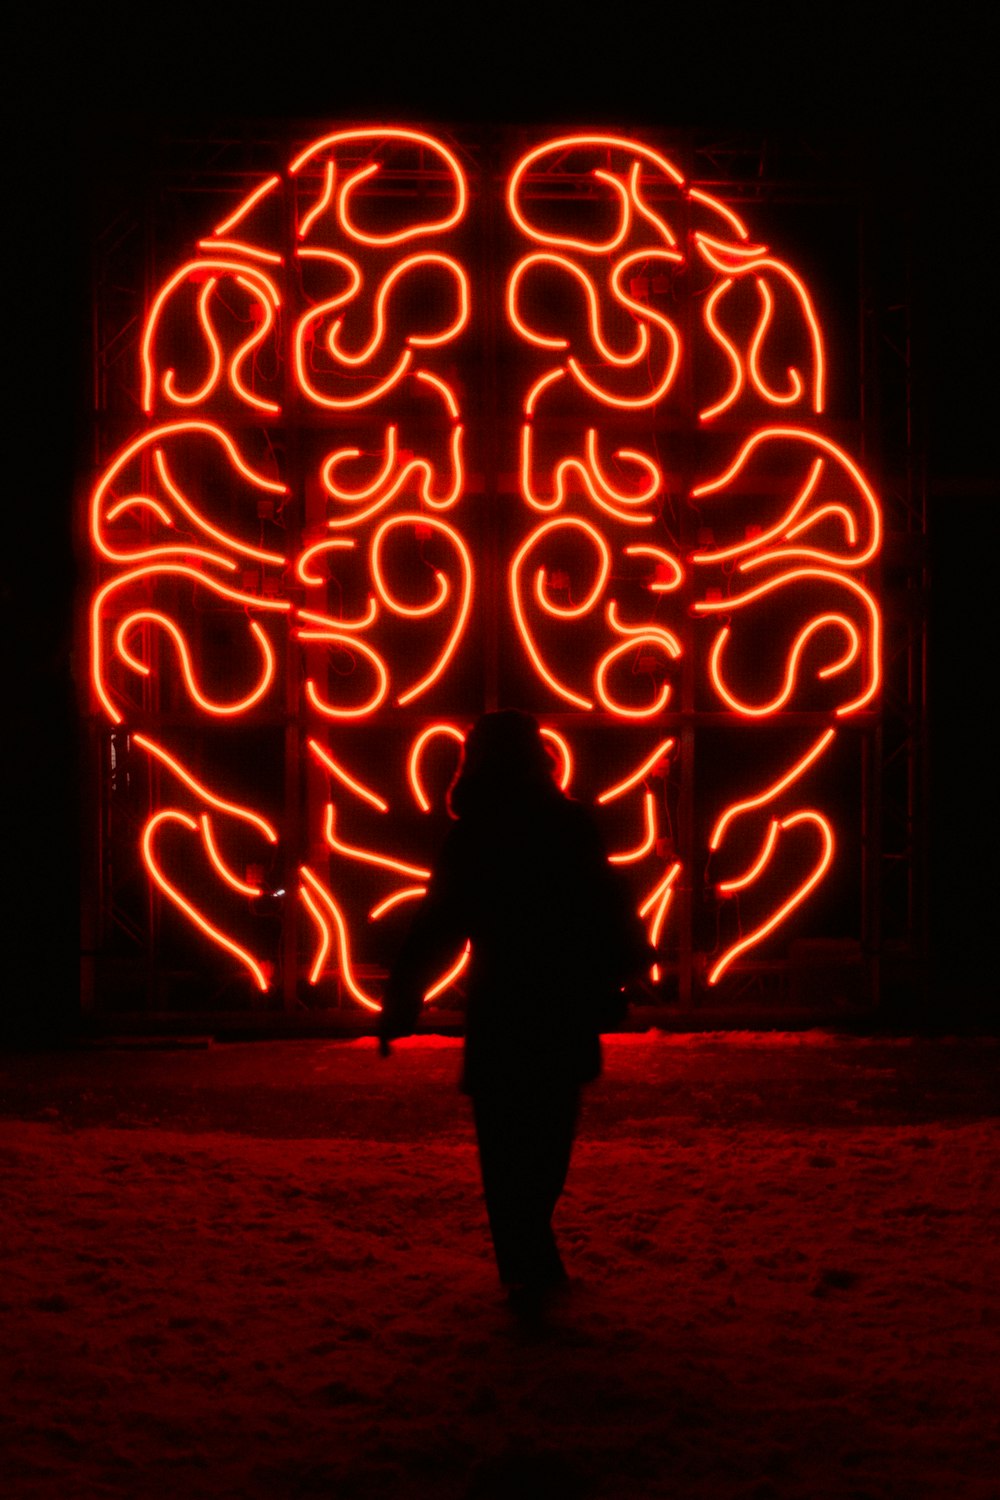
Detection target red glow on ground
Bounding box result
[3,1036,996,1497]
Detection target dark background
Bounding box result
[7,3,994,1035]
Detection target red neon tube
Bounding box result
[408,724,466,812]
[298,866,380,1009]
[370,516,473,706]
[694,568,880,717]
[708,812,834,984]
[290,128,468,246]
[142,811,270,991]
[709,730,836,850]
[307,738,389,813]
[132,734,278,843]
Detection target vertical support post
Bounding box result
[281,148,302,1013]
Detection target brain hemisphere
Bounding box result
[505,133,880,981]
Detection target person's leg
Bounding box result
[471,1087,526,1285]
[523,1076,577,1286]
[472,1078,579,1290]
[534,1076,579,1246]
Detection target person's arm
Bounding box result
[577,806,655,1025]
[376,828,469,1048]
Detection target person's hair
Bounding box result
[448,710,560,818]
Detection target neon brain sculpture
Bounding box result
[87,127,881,1009]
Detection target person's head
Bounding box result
[448,710,559,818]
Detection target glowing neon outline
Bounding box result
[627,162,678,245]
[370,516,473,706]
[608,790,657,864]
[307,738,389,813]
[699,278,744,421]
[297,630,390,719]
[415,369,461,419]
[695,569,880,716]
[691,430,881,570]
[590,600,683,717]
[114,611,276,717]
[717,819,781,893]
[93,123,884,1001]
[229,277,282,414]
[365,885,471,1001]
[153,448,287,565]
[507,253,649,364]
[298,161,336,238]
[592,606,681,719]
[707,811,834,984]
[295,539,378,630]
[508,134,685,255]
[214,175,280,237]
[296,246,363,293]
[557,251,682,410]
[408,724,466,812]
[706,612,861,717]
[424,943,471,1002]
[691,458,823,565]
[369,887,426,920]
[162,278,221,405]
[200,815,265,897]
[324,803,431,880]
[605,602,682,655]
[296,536,371,593]
[325,252,469,364]
[132,733,279,843]
[687,187,750,241]
[197,238,283,266]
[92,422,287,568]
[298,602,380,633]
[143,810,269,991]
[294,334,412,410]
[289,128,468,247]
[708,729,836,850]
[527,522,612,618]
[594,641,674,719]
[624,545,684,593]
[510,518,613,710]
[525,368,565,417]
[298,865,380,1008]
[519,425,659,525]
[301,885,333,985]
[141,261,281,414]
[92,564,289,725]
[694,236,825,412]
[105,496,173,527]
[597,738,675,804]
[748,278,804,406]
[539,727,573,791]
[321,425,464,530]
[639,860,683,981]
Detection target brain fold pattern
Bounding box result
[87,127,882,1006]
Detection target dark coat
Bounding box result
[380,784,648,1092]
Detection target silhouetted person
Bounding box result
[377,710,647,1313]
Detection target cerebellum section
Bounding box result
[85,127,881,1011]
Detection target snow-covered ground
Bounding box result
[2,1031,998,1499]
